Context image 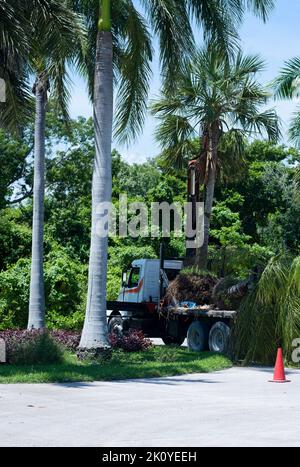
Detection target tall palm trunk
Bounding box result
[79,7,113,349]
[28,73,47,329]
[197,125,218,270]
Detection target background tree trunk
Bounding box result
[197,126,218,270]
[79,29,113,349]
[185,132,208,267]
[28,75,47,329]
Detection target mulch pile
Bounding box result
[165,273,218,306]
[211,277,244,310]
[165,270,252,310]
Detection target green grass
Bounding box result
[0,346,232,384]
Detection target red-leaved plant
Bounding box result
[109,329,152,352]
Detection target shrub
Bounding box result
[44,247,87,322]
[0,211,31,271]
[0,328,152,364]
[0,330,63,365]
[50,329,81,351]
[0,259,31,329]
[109,329,152,352]
[47,310,85,332]
[0,248,87,331]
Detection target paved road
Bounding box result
[1,367,300,447]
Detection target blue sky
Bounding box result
[69,0,300,163]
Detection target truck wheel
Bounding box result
[162,335,185,346]
[209,322,230,354]
[108,316,123,336]
[187,321,209,352]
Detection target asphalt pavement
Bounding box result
[1,366,300,447]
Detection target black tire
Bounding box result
[108,316,123,335]
[209,322,230,354]
[162,335,185,346]
[187,321,209,352]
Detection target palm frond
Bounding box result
[274,57,300,99]
[187,0,239,55]
[231,52,266,78]
[154,114,197,169]
[141,0,194,87]
[47,61,72,122]
[0,0,32,132]
[232,254,300,365]
[244,0,275,22]
[256,254,289,306]
[0,64,33,133]
[29,1,87,118]
[0,0,86,132]
[218,129,247,180]
[238,109,281,142]
[289,106,300,148]
[0,0,28,57]
[70,0,99,100]
[114,1,153,144]
[290,256,300,296]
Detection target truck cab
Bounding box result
[107,259,183,337]
[118,259,183,304]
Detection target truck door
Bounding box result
[124,266,143,303]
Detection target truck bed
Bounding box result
[164,305,237,319]
[108,300,237,319]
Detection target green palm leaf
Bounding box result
[274,57,300,99]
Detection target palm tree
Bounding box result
[73,0,275,349]
[27,2,86,329]
[152,48,280,269]
[232,254,300,365]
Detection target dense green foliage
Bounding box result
[0,111,299,331]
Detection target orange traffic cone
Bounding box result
[269,348,291,383]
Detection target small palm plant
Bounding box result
[232,255,300,365]
[151,47,280,269]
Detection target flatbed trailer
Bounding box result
[107,299,237,353]
[163,305,237,319]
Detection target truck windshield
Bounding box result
[128,267,140,288]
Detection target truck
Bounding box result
[107,254,237,354]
